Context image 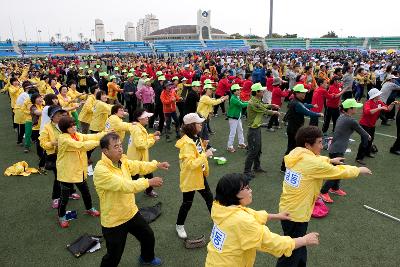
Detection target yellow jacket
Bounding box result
[89,100,112,132]
[67,88,85,101]
[105,114,134,141]
[78,94,96,124]
[126,123,155,162]
[38,81,50,96]
[175,135,209,192]
[93,153,158,228]
[8,85,23,109]
[22,98,32,122]
[57,94,78,115]
[197,95,224,118]
[205,202,295,267]
[56,132,104,183]
[39,122,62,155]
[4,161,38,176]
[279,147,360,222]
[13,104,25,124]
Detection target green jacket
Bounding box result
[227,94,248,119]
[247,96,274,128]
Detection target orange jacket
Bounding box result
[107,82,123,99]
[160,89,180,113]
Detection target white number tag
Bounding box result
[210,224,226,252]
[105,121,111,130]
[128,136,132,145]
[284,168,302,188]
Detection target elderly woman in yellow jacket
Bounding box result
[175,113,214,239]
[277,126,372,266]
[104,104,133,141]
[56,116,105,228]
[78,85,99,134]
[39,106,80,209]
[89,90,113,133]
[205,173,320,267]
[127,109,161,197]
[57,85,83,127]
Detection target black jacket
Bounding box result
[184,89,200,115]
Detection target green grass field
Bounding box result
[1,94,400,267]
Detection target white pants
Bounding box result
[262,90,272,104]
[227,118,245,148]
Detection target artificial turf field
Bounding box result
[1,93,400,267]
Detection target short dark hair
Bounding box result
[181,123,197,138]
[295,126,323,147]
[44,93,58,106]
[30,93,41,104]
[100,132,120,149]
[10,77,18,84]
[317,78,326,86]
[133,108,146,122]
[304,66,311,72]
[68,80,76,86]
[58,116,76,133]
[215,173,249,206]
[111,104,124,115]
[96,90,105,100]
[90,85,99,94]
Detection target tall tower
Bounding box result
[124,22,136,41]
[197,10,212,40]
[95,19,105,42]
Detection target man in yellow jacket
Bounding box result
[94,132,169,267]
[277,126,372,267]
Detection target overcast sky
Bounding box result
[1,0,399,42]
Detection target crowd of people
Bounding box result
[1,48,399,266]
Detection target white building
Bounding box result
[95,19,105,42]
[124,22,136,41]
[136,14,159,41]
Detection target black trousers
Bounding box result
[31,130,45,168]
[101,212,155,267]
[153,104,165,133]
[390,109,400,152]
[309,116,319,127]
[132,173,154,194]
[281,131,297,171]
[276,221,308,267]
[165,112,179,136]
[176,101,184,126]
[213,94,225,114]
[320,152,344,194]
[356,125,375,160]
[322,107,340,133]
[244,127,262,173]
[143,103,155,128]
[176,179,213,225]
[17,123,25,144]
[58,180,92,217]
[125,97,137,122]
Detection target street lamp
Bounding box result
[268,0,273,38]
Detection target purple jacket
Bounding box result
[136,85,155,104]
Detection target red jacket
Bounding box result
[215,78,230,96]
[271,86,290,107]
[160,89,180,113]
[311,87,336,113]
[240,80,252,101]
[234,78,244,87]
[359,99,387,128]
[181,69,195,84]
[266,77,274,92]
[326,84,342,108]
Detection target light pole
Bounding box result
[268,0,273,38]
[37,30,42,42]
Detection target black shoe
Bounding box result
[366,154,375,158]
[356,159,366,165]
[254,168,267,173]
[390,150,400,155]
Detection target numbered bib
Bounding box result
[128,136,132,145]
[105,121,111,130]
[210,224,226,252]
[284,168,302,188]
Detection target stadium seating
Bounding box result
[153,40,204,53]
[266,38,307,49]
[204,39,248,50]
[367,37,400,50]
[309,38,364,49]
[0,42,19,57]
[91,42,153,54]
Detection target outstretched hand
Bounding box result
[157,162,170,170]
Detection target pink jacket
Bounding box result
[136,85,155,104]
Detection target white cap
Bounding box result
[368,88,382,99]
[183,113,205,125]
[386,74,398,80]
[138,111,154,120]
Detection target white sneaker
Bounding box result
[176,224,187,239]
[87,165,94,176]
[209,147,217,152]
